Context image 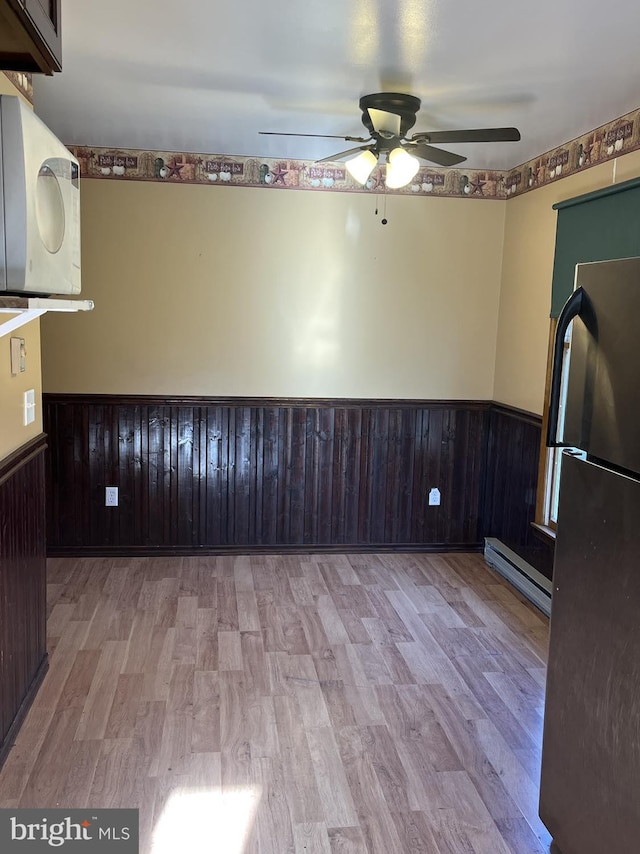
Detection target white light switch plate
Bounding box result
[10,337,25,375]
[23,388,35,425]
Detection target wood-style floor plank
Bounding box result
[0,553,552,853]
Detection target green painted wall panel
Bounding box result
[551,177,640,316]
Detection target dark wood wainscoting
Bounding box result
[483,404,554,579]
[0,434,48,769]
[44,396,491,555]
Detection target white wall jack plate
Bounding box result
[23,388,35,425]
[428,487,441,506]
[105,486,119,507]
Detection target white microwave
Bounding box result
[0,95,81,295]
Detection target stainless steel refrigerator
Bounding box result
[540,256,640,853]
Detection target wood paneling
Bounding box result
[44,396,491,555]
[0,433,48,769]
[483,404,554,579]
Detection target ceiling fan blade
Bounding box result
[408,143,467,167]
[315,145,373,164]
[368,108,401,137]
[259,131,369,142]
[412,127,521,144]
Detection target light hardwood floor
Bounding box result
[0,552,552,854]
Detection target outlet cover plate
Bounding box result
[23,388,35,425]
[105,486,119,507]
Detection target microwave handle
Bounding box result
[547,286,585,447]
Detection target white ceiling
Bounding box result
[34,0,640,171]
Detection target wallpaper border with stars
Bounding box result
[67,103,640,201]
[67,145,501,199]
[2,71,33,104]
[503,105,640,197]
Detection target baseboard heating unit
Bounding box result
[484,537,552,617]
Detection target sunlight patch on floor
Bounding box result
[151,786,262,854]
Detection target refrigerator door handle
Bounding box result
[547,286,586,447]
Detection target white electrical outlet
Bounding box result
[105,486,119,507]
[428,487,441,506]
[23,388,35,425]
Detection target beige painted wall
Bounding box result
[494,149,640,414]
[0,318,43,458]
[39,128,640,411]
[41,180,506,399]
[0,74,43,460]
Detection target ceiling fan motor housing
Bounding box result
[359,93,421,138]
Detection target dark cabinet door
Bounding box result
[24,0,61,64]
[0,0,62,73]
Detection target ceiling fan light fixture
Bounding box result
[260,94,520,173]
[345,149,378,185]
[385,147,420,189]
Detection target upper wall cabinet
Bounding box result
[0,0,61,74]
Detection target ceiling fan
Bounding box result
[260,92,521,187]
